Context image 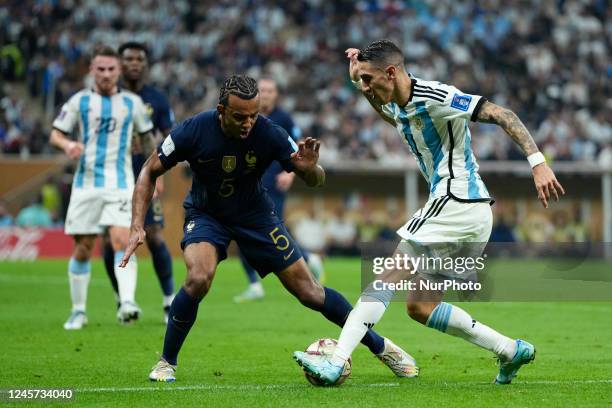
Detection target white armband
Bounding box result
[527,152,546,168]
[351,79,363,90]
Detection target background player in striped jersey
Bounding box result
[50,45,154,329]
[233,78,324,303]
[100,42,176,323]
[294,40,565,385]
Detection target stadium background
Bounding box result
[1,0,610,258]
[0,1,611,406]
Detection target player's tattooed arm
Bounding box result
[120,152,167,267]
[475,101,539,156]
[291,137,325,187]
[476,101,565,208]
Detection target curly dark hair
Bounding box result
[118,42,149,58]
[218,74,259,106]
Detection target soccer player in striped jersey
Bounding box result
[294,40,565,385]
[100,42,176,324]
[50,45,154,329]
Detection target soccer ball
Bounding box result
[302,338,352,386]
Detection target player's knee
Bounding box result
[185,266,214,298]
[295,281,324,309]
[406,302,430,324]
[73,237,95,260]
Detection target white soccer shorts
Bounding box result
[396,195,492,281]
[64,188,132,235]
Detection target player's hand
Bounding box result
[290,137,320,172]
[64,141,84,160]
[276,171,295,192]
[119,226,146,267]
[532,163,565,208]
[345,48,361,82]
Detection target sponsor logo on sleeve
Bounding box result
[450,94,472,111]
[161,136,175,156]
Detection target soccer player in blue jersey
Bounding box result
[50,46,154,329]
[294,40,565,385]
[101,42,175,323]
[233,78,324,303]
[120,75,419,382]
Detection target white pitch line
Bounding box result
[77,383,400,393]
[77,380,611,393]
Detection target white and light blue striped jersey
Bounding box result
[53,88,153,191]
[380,76,491,202]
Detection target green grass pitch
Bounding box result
[1,258,610,407]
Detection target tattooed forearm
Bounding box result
[476,101,539,156]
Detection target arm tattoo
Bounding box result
[476,101,539,156]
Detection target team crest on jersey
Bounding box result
[245,151,257,167]
[413,116,425,131]
[144,103,154,119]
[451,94,472,111]
[222,156,236,173]
[186,220,195,232]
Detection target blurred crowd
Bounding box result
[283,198,591,255]
[1,0,610,163]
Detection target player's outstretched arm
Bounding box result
[475,101,565,208]
[119,151,167,267]
[291,137,325,187]
[49,129,84,159]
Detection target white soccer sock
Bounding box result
[426,302,516,360]
[163,294,175,308]
[68,257,91,312]
[249,281,264,293]
[331,297,388,366]
[115,251,137,304]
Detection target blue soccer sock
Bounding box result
[148,240,174,296]
[162,287,200,365]
[319,287,385,355]
[238,251,259,284]
[102,241,119,296]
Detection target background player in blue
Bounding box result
[120,75,418,382]
[233,78,324,303]
[102,42,175,323]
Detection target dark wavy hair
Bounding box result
[357,39,404,67]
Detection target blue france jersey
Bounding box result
[132,84,174,176]
[157,110,299,224]
[138,84,174,134]
[261,107,301,193]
